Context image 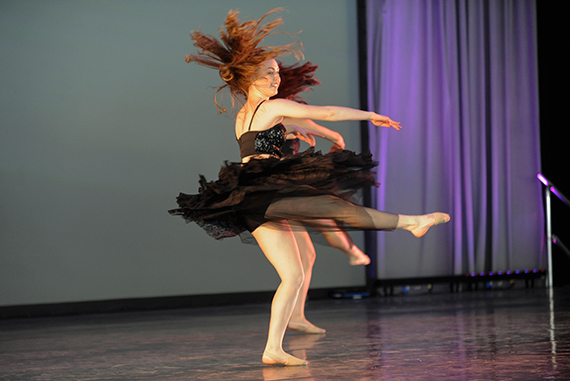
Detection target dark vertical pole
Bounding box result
[537,2,570,286]
[356,0,378,292]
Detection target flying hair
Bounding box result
[272,62,320,104]
[186,8,303,113]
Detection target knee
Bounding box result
[293,268,306,290]
[283,268,305,291]
[305,247,316,265]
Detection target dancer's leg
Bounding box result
[312,220,370,266]
[288,228,326,334]
[394,213,451,237]
[253,221,308,366]
[266,195,449,236]
[339,206,450,237]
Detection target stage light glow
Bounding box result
[537,173,549,186]
[550,186,570,207]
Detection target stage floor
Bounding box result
[1,287,569,380]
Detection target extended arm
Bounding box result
[270,98,402,131]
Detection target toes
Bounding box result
[434,212,451,225]
[411,213,450,237]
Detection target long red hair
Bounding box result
[272,62,320,104]
[186,8,302,113]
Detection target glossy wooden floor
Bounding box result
[1,287,569,380]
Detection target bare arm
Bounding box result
[269,98,402,130]
[282,118,345,149]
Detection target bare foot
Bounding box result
[262,351,307,366]
[288,320,326,334]
[410,213,450,237]
[348,247,371,266]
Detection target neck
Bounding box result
[247,87,270,108]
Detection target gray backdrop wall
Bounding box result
[0,0,366,307]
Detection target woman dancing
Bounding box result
[169,9,450,366]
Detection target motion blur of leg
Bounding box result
[288,228,326,334]
[265,195,449,237]
[313,220,371,266]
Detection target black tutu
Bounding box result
[168,148,381,240]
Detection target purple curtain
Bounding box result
[366,0,544,278]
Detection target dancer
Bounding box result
[169,9,450,366]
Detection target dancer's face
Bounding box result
[252,59,280,97]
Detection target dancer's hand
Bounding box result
[371,114,402,130]
[329,143,344,153]
[287,125,324,146]
[284,118,346,149]
[330,133,345,150]
[319,131,345,152]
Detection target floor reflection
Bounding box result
[1,288,569,380]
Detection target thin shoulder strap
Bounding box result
[247,100,266,131]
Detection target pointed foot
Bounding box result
[348,252,371,266]
[411,213,450,238]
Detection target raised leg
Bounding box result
[266,195,450,236]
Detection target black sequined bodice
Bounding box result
[237,100,286,159]
[238,123,287,159]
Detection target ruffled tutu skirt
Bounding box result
[168,148,387,240]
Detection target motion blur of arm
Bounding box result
[283,118,345,152]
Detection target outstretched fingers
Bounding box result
[371,115,402,130]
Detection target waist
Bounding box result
[242,153,280,163]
